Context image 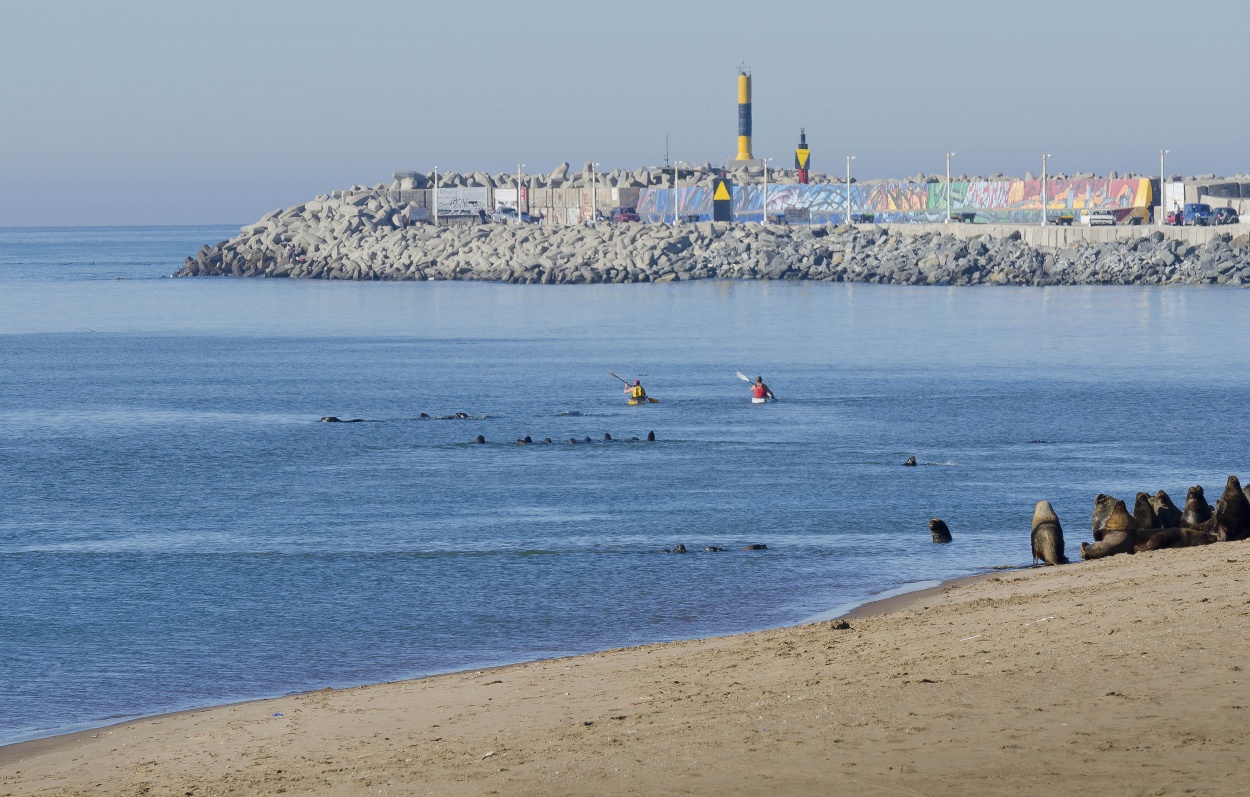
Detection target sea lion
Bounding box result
[1031,500,1069,565]
[666,544,687,554]
[1080,499,1135,560]
[704,546,725,552]
[1214,475,1250,542]
[1132,492,1160,531]
[929,518,952,543]
[603,433,613,441]
[584,436,593,443]
[742,543,768,551]
[1091,493,1117,541]
[419,412,430,419]
[1181,485,1214,529]
[903,456,917,467]
[1135,528,1186,552]
[516,436,532,445]
[474,435,486,444]
[647,431,656,442]
[320,416,342,423]
[567,437,577,444]
[542,438,552,444]
[1150,490,1183,529]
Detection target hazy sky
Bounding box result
[2,0,1247,226]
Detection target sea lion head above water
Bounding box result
[1031,500,1069,566]
[928,518,952,543]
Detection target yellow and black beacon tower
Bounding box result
[795,128,811,184]
[736,68,753,161]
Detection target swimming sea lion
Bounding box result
[516,436,532,445]
[1181,485,1213,529]
[542,438,552,444]
[1080,499,1135,560]
[666,544,687,554]
[929,518,953,543]
[742,543,768,551]
[583,436,592,443]
[567,437,577,444]
[1214,475,1250,542]
[1031,500,1069,565]
[903,456,917,467]
[1091,494,1117,541]
[1132,492,1159,530]
[1150,490,1183,529]
[603,433,613,441]
[474,435,486,444]
[320,416,342,423]
[420,412,430,419]
[704,546,725,552]
[647,431,656,442]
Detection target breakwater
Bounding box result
[178,192,1250,286]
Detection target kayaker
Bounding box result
[751,376,775,401]
[625,379,647,402]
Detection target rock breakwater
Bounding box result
[178,193,1250,286]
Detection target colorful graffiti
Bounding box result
[636,178,1152,224]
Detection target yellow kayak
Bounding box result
[627,397,659,405]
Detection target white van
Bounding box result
[1083,210,1117,227]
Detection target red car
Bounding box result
[609,206,641,223]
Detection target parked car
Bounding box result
[1182,203,1212,226]
[1166,208,1184,226]
[1084,210,1117,226]
[1051,212,1075,226]
[609,206,641,223]
[1212,207,1240,225]
[490,206,538,224]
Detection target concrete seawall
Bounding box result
[886,222,1246,247]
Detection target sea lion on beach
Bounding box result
[1091,494,1118,541]
[1031,500,1069,566]
[929,518,952,543]
[1214,475,1250,542]
[1150,490,1183,530]
[1132,492,1160,531]
[903,456,917,467]
[1080,499,1136,560]
[1181,486,1214,529]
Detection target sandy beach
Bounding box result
[3,541,1248,796]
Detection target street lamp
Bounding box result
[945,152,957,223]
[846,155,856,224]
[1159,149,1170,226]
[516,163,525,225]
[591,162,600,224]
[433,165,439,226]
[762,157,773,226]
[1041,153,1051,227]
[671,160,682,225]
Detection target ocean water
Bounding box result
[2,225,1249,747]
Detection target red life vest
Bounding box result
[752,383,767,398]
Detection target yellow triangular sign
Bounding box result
[713,181,731,201]
[795,149,810,169]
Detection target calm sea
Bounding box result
[2,225,1248,746]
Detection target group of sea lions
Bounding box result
[510,431,657,445]
[1027,475,1250,566]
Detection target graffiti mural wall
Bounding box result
[637,178,1152,224]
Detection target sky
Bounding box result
[2,0,1248,226]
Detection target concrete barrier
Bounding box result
[875,222,1246,247]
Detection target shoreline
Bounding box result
[0,572,996,763]
[4,543,1248,794]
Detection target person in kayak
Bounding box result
[752,376,775,401]
[625,379,648,402]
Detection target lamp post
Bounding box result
[945,152,957,223]
[591,162,600,224]
[671,160,681,225]
[433,166,438,226]
[846,155,856,224]
[516,163,525,225]
[1041,153,1051,227]
[1159,149,1170,226]
[762,157,772,226]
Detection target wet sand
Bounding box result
[3,541,1249,796]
